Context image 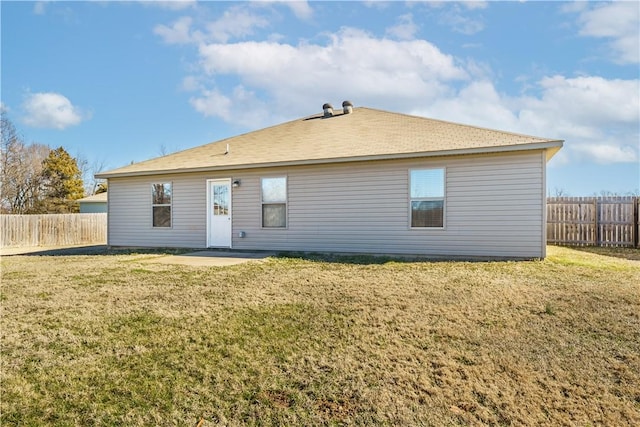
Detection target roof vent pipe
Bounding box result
[322,103,333,117]
[342,100,353,114]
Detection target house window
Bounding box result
[152,183,172,227]
[261,177,287,228]
[410,169,444,228]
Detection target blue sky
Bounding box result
[2,0,639,196]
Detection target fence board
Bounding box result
[547,197,639,247]
[2,201,637,249]
[0,213,107,248]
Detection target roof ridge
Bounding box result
[359,106,562,143]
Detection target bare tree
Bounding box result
[76,153,107,195]
[1,114,51,213]
[88,158,107,195]
[76,152,90,196]
[158,143,179,157]
[592,190,640,198]
[549,187,569,197]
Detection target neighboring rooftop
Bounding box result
[77,193,107,203]
[97,105,563,179]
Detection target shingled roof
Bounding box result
[97,106,563,179]
[77,193,107,203]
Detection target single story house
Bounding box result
[77,192,108,213]
[96,102,563,259]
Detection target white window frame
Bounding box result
[261,176,288,229]
[151,182,172,228]
[409,168,445,229]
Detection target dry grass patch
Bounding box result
[1,246,639,425]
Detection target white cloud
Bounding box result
[192,32,639,163]
[516,76,639,165]
[247,0,314,20]
[193,27,467,126]
[181,75,202,92]
[425,2,486,35]
[154,16,198,44]
[559,2,588,14]
[198,27,466,83]
[414,75,639,165]
[573,144,638,164]
[284,1,313,20]
[413,80,519,132]
[22,92,87,130]
[462,1,488,11]
[206,6,270,43]
[33,1,47,15]
[571,2,640,64]
[151,3,638,166]
[143,0,197,11]
[534,75,639,125]
[362,1,391,10]
[440,9,484,35]
[190,85,271,128]
[385,14,418,41]
[154,6,270,45]
[190,88,232,120]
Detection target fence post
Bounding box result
[593,198,599,246]
[631,197,640,248]
[36,215,41,247]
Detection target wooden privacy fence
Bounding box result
[0,213,107,248]
[547,197,640,248]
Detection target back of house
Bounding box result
[96,103,563,259]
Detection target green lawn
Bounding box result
[1,246,639,425]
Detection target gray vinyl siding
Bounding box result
[107,150,547,258]
[108,176,208,248]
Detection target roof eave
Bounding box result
[96,140,564,179]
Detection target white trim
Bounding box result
[151,182,172,228]
[408,167,446,230]
[260,175,288,229]
[541,151,547,258]
[106,179,111,246]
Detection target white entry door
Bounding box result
[207,179,232,248]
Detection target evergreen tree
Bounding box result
[40,147,84,213]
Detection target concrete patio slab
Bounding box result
[142,251,276,267]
